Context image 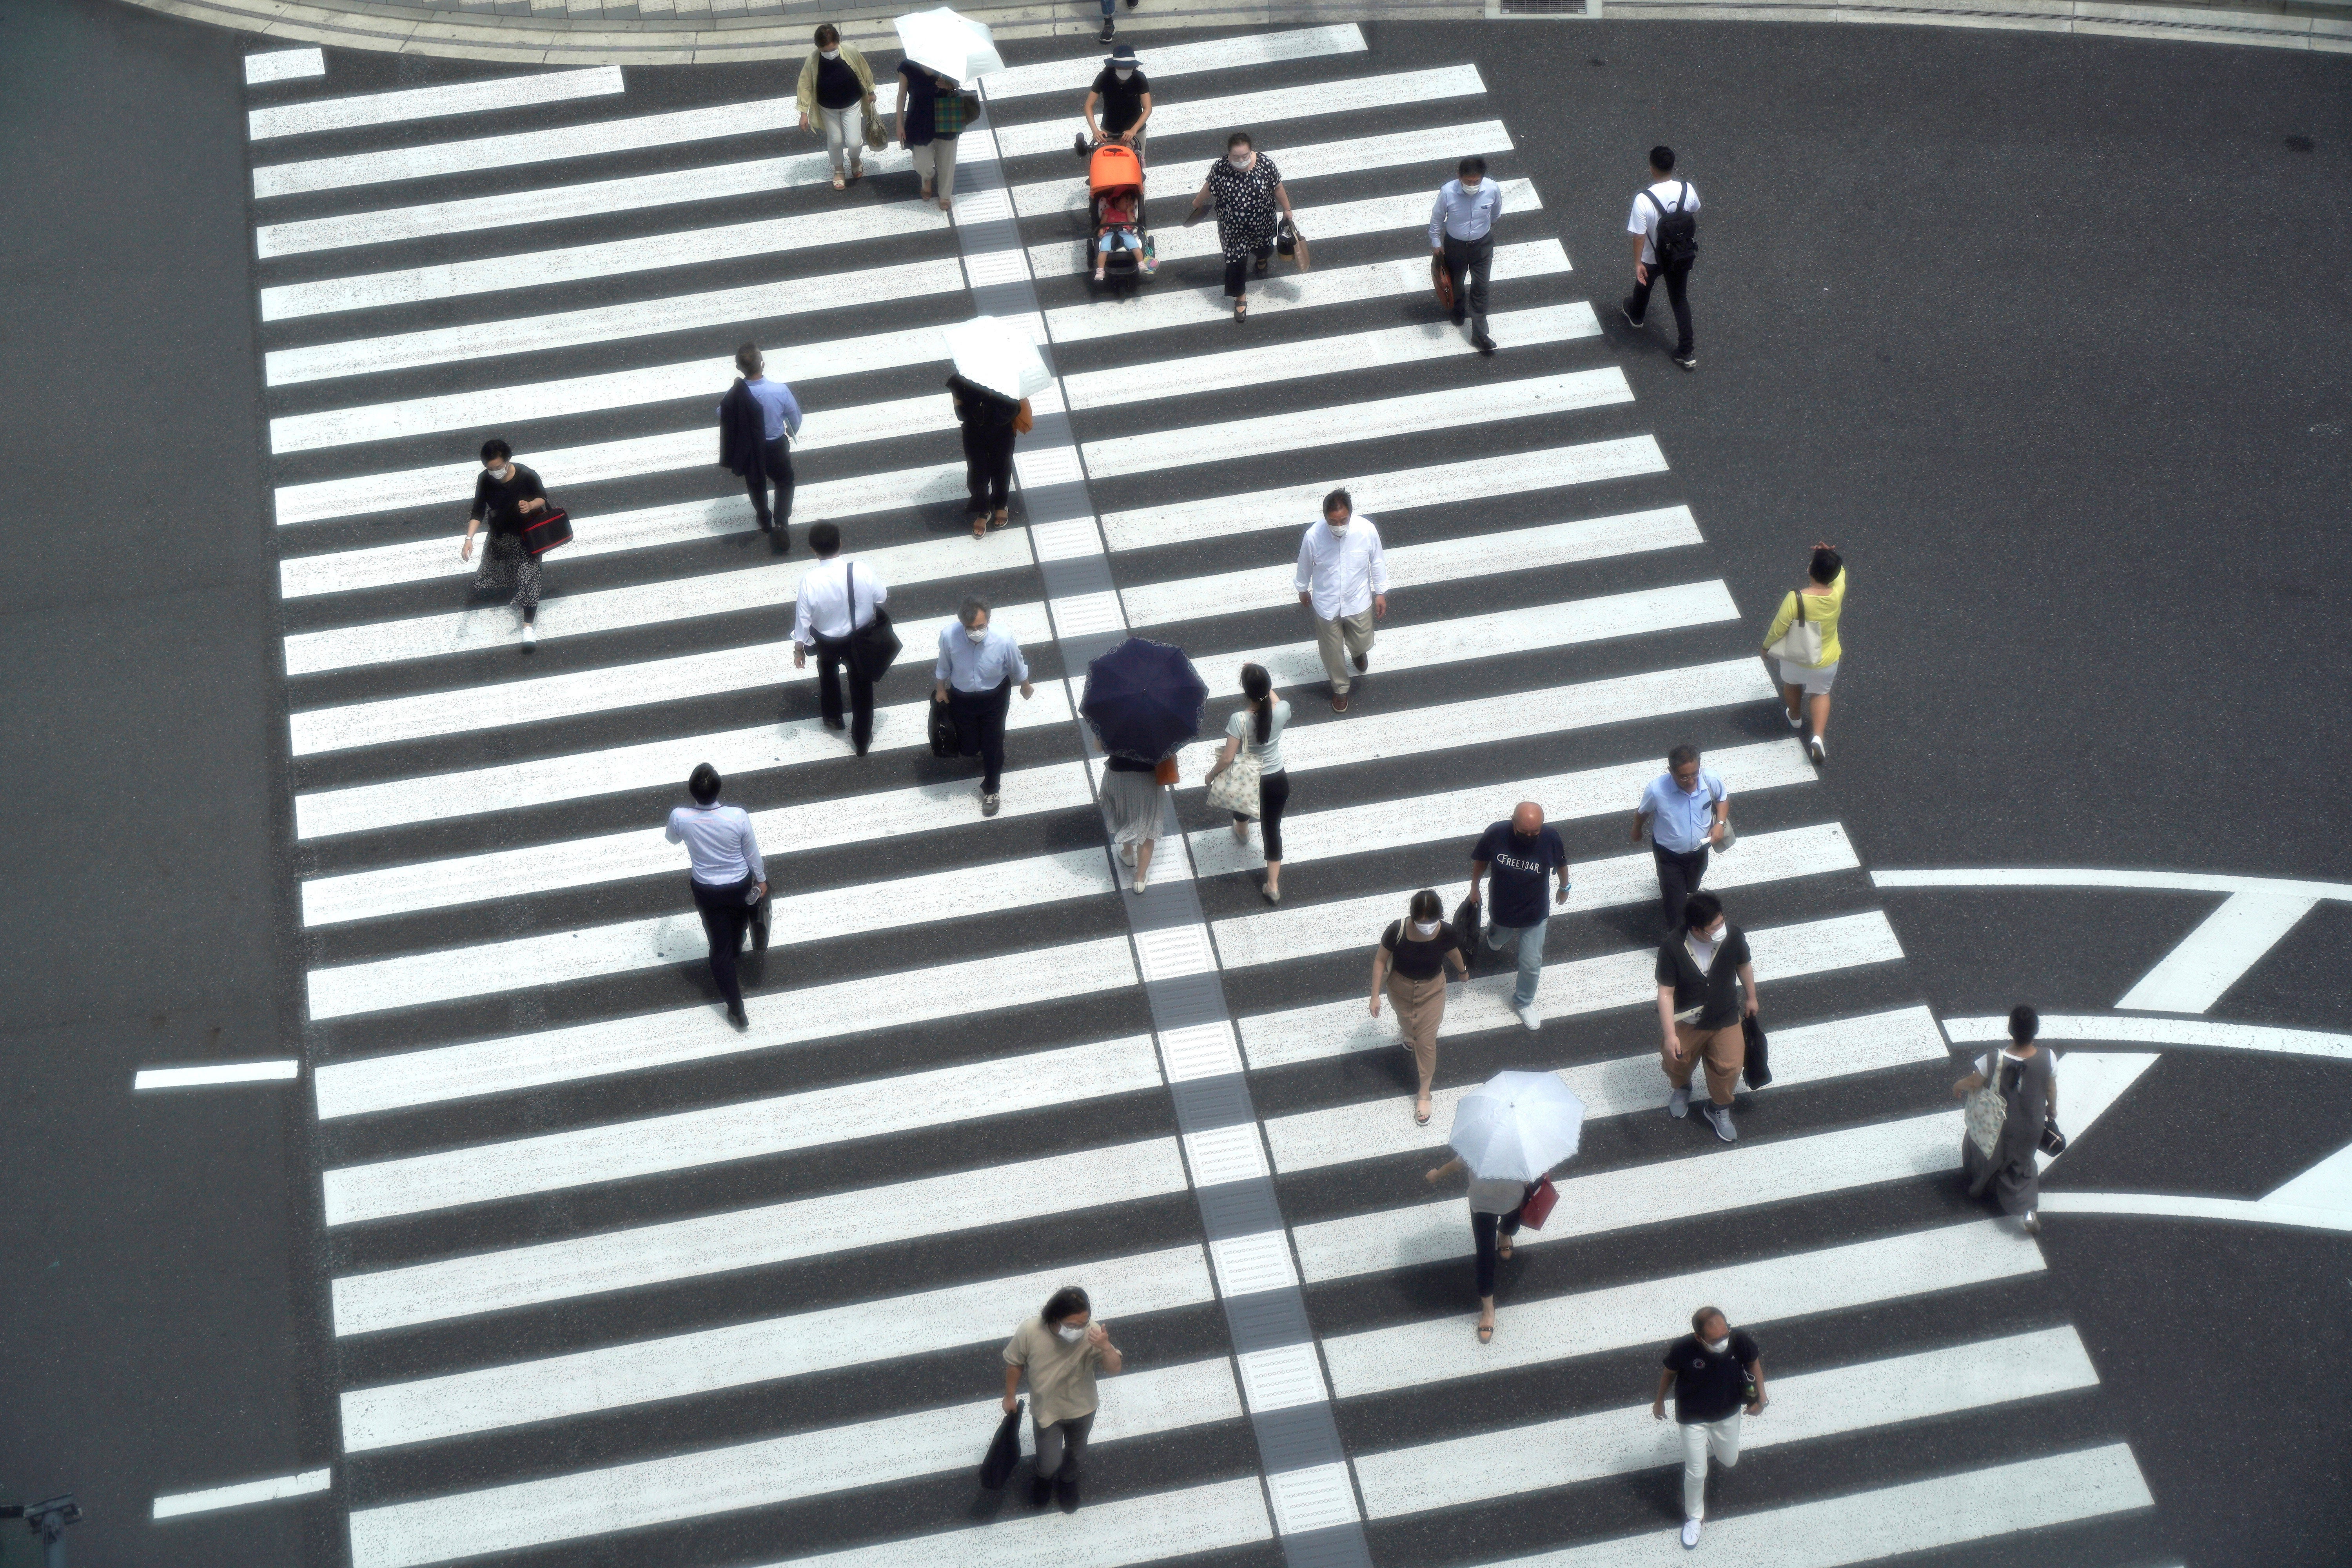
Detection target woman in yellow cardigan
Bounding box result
[797,24,877,191]
[1762,544,1846,765]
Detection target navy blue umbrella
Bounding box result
[1080,637,1209,763]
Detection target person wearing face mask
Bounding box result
[1652,1306,1766,1550]
[1293,489,1387,713]
[896,62,966,214]
[1430,154,1503,354]
[1952,1004,2057,1236]
[1204,662,1290,902]
[795,24,876,190]
[1002,1285,1124,1513]
[933,596,1034,817]
[461,437,550,648]
[1083,45,1151,162]
[1633,743,1729,938]
[1371,889,1470,1125]
[790,522,887,755]
[1654,891,1759,1143]
[1186,131,1295,322]
[1468,802,1571,1031]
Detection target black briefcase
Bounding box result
[1450,896,1483,973]
[1742,1013,1772,1088]
[929,695,960,758]
[978,1399,1023,1490]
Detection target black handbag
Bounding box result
[928,693,959,758]
[1741,1013,1772,1088]
[1450,895,1483,972]
[2038,1118,2067,1158]
[845,561,901,682]
[520,507,572,556]
[978,1399,1023,1490]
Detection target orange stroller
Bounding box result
[1085,141,1155,280]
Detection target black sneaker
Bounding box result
[1674,353,1698,371]
[1098,18,1114,42]
[1620,301,1646,329]
[1056,1468,1082,1513]
[1030,1474,1053,1506]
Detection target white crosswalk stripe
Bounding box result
[231,32,2146,1566]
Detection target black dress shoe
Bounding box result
[1450,308,1466,327]
[1056,1468,1081,1513]
[1473,332,1497,355]
[726,1004,749,1029]
[1030,1475,1054,1507]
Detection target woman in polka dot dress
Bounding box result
[1187,131,1296,322]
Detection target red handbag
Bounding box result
[521,508,573,556]
[1518,1176,1559,1231]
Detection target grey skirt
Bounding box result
[1098,767,1165,846]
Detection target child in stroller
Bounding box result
[1085,140,1154,282]
[1094,186,1142,281]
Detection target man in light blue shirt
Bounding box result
[1430,154,1503,355]
[1632,744,1730,936]
[934,595,1034,817]
[717,341,805,545]
[665,762,768,1028]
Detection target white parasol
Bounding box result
[941,315,1052,402]
[1447,1070,1587,1182]
[893,7,1004,85]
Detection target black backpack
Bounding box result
[1644,182,1697,269]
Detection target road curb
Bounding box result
[120,0,2352,65]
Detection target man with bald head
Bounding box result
[1467,802,1571,1030]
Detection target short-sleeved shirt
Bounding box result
[1638,769,1727,855]
[1655,924,1753,1028]
[1003,1316,1103,1427]
[1091,66,1150,134]
[1467,1176,1528,1216]
[1381,920,1456,980]
[814,53,863,110]
[1664,1330,1759,1424]
[1473,821,1566,930]
[1225,699,1290,774]
[897,62,938,144]
[469,463,547,537]
[1627,179,1700,267]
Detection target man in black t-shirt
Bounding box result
[1083,45,1152,162]
[1467,801,1570,1031]
[1651,1305,1766,1549]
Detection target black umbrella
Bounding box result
[1080,637,1209,763]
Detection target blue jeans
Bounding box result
[1485,918,1547,1008]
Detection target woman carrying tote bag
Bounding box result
[795,25,877,190]
[1951,1004,2058,1236]
[1203,663,1289,904]
[1761,542,1846,766]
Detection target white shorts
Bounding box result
[1779,658,1838,695]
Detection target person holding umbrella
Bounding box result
[942,315,1048,538]
[1425,1071,1585,1343]
[1082,637,1208,896]
[895,7,1003,214]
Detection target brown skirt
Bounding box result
[1387,970,1445,1084]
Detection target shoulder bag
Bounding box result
[1963,1053,2009,1160]
[1518,1176,1559,1230]
[1153,755,1180,786]
[1205,745,1262,818]
[845,562,902,682]
[520,507,573,556]
[1763,588,1824,665]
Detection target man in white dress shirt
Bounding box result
[665,762,767,1029]
[791,521,887,754]
[1294,488,1388,713]
[1623,144,1701,370]
[1430,154,1503,355]
[933,597,1035,817]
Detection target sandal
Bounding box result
[1233,299,1248,323]
[1476,1320,1495,1343]
[970,514,989,540]
[1254,252,1270,276]
[831,172,846,191]
[989,509,1009,530]
[1497,1235,1514,1260]
[1414,1097,1432,1126]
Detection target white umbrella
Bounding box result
[942,315,1052,402]
[894,6,1004,85]
[1448,1070,1586,1182]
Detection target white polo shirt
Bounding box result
[1627,179,1700,267]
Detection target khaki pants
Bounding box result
[912,135,959,199]
[1663,1021,1744,1106]
[1312,608,1376,694]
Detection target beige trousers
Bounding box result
[912,136,959,199]
[1663,1021,1744,1106]
[1312,608,1376,693]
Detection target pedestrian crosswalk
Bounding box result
[240,27,2154,1568]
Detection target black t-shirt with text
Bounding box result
[1663,1329,1760,1424]
[1091,67,1150,134]
[1473,821,1566,929]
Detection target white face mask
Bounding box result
[966,627,988,644]
[1057,1324,1085,1343]
[820,47,839,59]
[1326,519,1347,535]
[1696,923,1724,944]
[1114,68,1133,80]
[1411,919,1441,937]
[486,464,512,481]
[1706,1336,1731,1354]
[1228,151,1250,168]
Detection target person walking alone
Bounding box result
[666,763,766,1029]
[1430,154,1502,354]
[1622,144,1700,371]
[1002,1286,1124,1513]
[1203,663,1290,902]
[1953,1004,2056,1236]
[717,342,801,550]
[1294,488,1387,713]
[1652,1306,1766,1549]
[1423,1154,1533,1343]
[1655,892,1757,1143]
[1467,802,1569,1031]
[949,373,1020,537]
[896,61,965,212]
[1372,890,1469,1125]
[791,522,886,755]
[1083,44,1151,160]
[796,24,876,190]
[1632,744,1729,937]
[935,596,1034,817]
[1098,751,1165,894]
[1763,543,1846,765]
[1186,132,1294,322]
[461,437,551,648]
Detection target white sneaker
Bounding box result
[1681,1518,1702,1549]
[1668,1085,1691,1119]
[1808,734,1826,764]
[520,622,537,648]
[1513,1002,1541,1032]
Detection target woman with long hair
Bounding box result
[1369,888,1468,1124]
[1203,662,1290,902]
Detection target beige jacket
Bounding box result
[796,44,877,117]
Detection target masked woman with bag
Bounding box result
[1952,1004,2057,1236]
[1761,543,1845,766]
[1203,663,1289,904]
[1371,889,1470,1126]
[1001,1286,1123,1514]
[461,437,551,648]
[1185,131,1295,322]
[796,25,876,190]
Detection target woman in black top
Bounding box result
[1370,889,1469,1125]
[795,25,877,189]
[948,374,1020,537]
[1652,892,1757,1142]
[460,437,550,647]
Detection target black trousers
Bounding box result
[1222,243,1274,298]
[1654,843,1711,935]
[813,633,875,753]
[1472,1202,1527,1299]
[746,436,794,529]
[1244,768,1290,862]
[960,422,1014,513]
[690,873,757,1011]
[1442,232,1494,331]
[1626,261,1694,357]
[948,679,1012,793]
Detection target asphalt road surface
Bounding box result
[0,3,2344,1566]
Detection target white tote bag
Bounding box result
[1205,749,1263,819]
[1763,588,1824,666]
